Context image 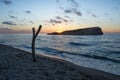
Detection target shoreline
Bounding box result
[0,44,120,80]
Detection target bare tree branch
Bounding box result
[32,25,42,62]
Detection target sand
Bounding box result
[0,44,120,80]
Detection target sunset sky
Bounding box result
[0,0,120,33]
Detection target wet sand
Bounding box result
[0,44,119,80]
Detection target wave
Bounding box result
[100,41,112,43]
[98,48,120,55]
[36,47,120,63]
[21,45,31,49]
[65,52,120,63]
[110,51,120,55]
[36,47,59,53]
[8,44,120,64]
[69,42,92,46]
[0,41,5,43]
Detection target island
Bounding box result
[48,27,103,35]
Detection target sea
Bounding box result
[0,33,120,75]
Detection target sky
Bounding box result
[0,0,120,33]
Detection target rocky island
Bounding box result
[48,27,103,35]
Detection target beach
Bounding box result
[0,44,119,80]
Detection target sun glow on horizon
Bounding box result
[56,30,62,33]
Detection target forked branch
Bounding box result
[32,25,42,62]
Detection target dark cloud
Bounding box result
[63,19,68,22]
[56,0,82,17]
[25,11,31,14]
[56,16,62,19]
[47,17,70,25]
[66,0,78,7]
[74,11,82,16]
[92,13,97,18]
[56,0,59,3]
[0,28,12,30]
[69,0,78,7]
[2,21,17,25]
[64,9,72,13]
[9,15,17,19]
[49,19,62,24]
[64,8,82,16]
[74,9,82,16]
[1,0,12,5]
[56,16,69,23]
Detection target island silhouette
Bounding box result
[48,27,103,35]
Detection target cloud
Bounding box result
[47,16,69,25]
[56,0,82,17]
[113,6,120,10]
[63,19,68,22]
[1,0,12,5]
[0,28,13,33]
[25,10,31,14]
[64,16,70,18]
[2,21,17,25]
[64,9,72,13]
[64,8,82,16]
[9,15,17,19]
[74,11,82,16]
[92,13,97,18]
[49,19,62,24]
[45,17,70,26]
[74,9,82,16]
[113,7,120,10]
[56,16,62,19]
[29,21,34,24]
[52,23,55,26]
[86,10,97,18]
[69,0,78,7]
[56,0,59,3]
[56,16,69,22]
[0,28,12,30]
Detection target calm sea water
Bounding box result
[0,33,120,75]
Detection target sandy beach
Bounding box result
[0,44,119,80]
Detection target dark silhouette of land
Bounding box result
[48,27,103,35]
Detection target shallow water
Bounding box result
[0,33,120,75]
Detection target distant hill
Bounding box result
[48,27,103,35]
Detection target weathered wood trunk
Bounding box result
[32,25,42,62]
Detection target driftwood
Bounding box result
[32,25,42,62]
